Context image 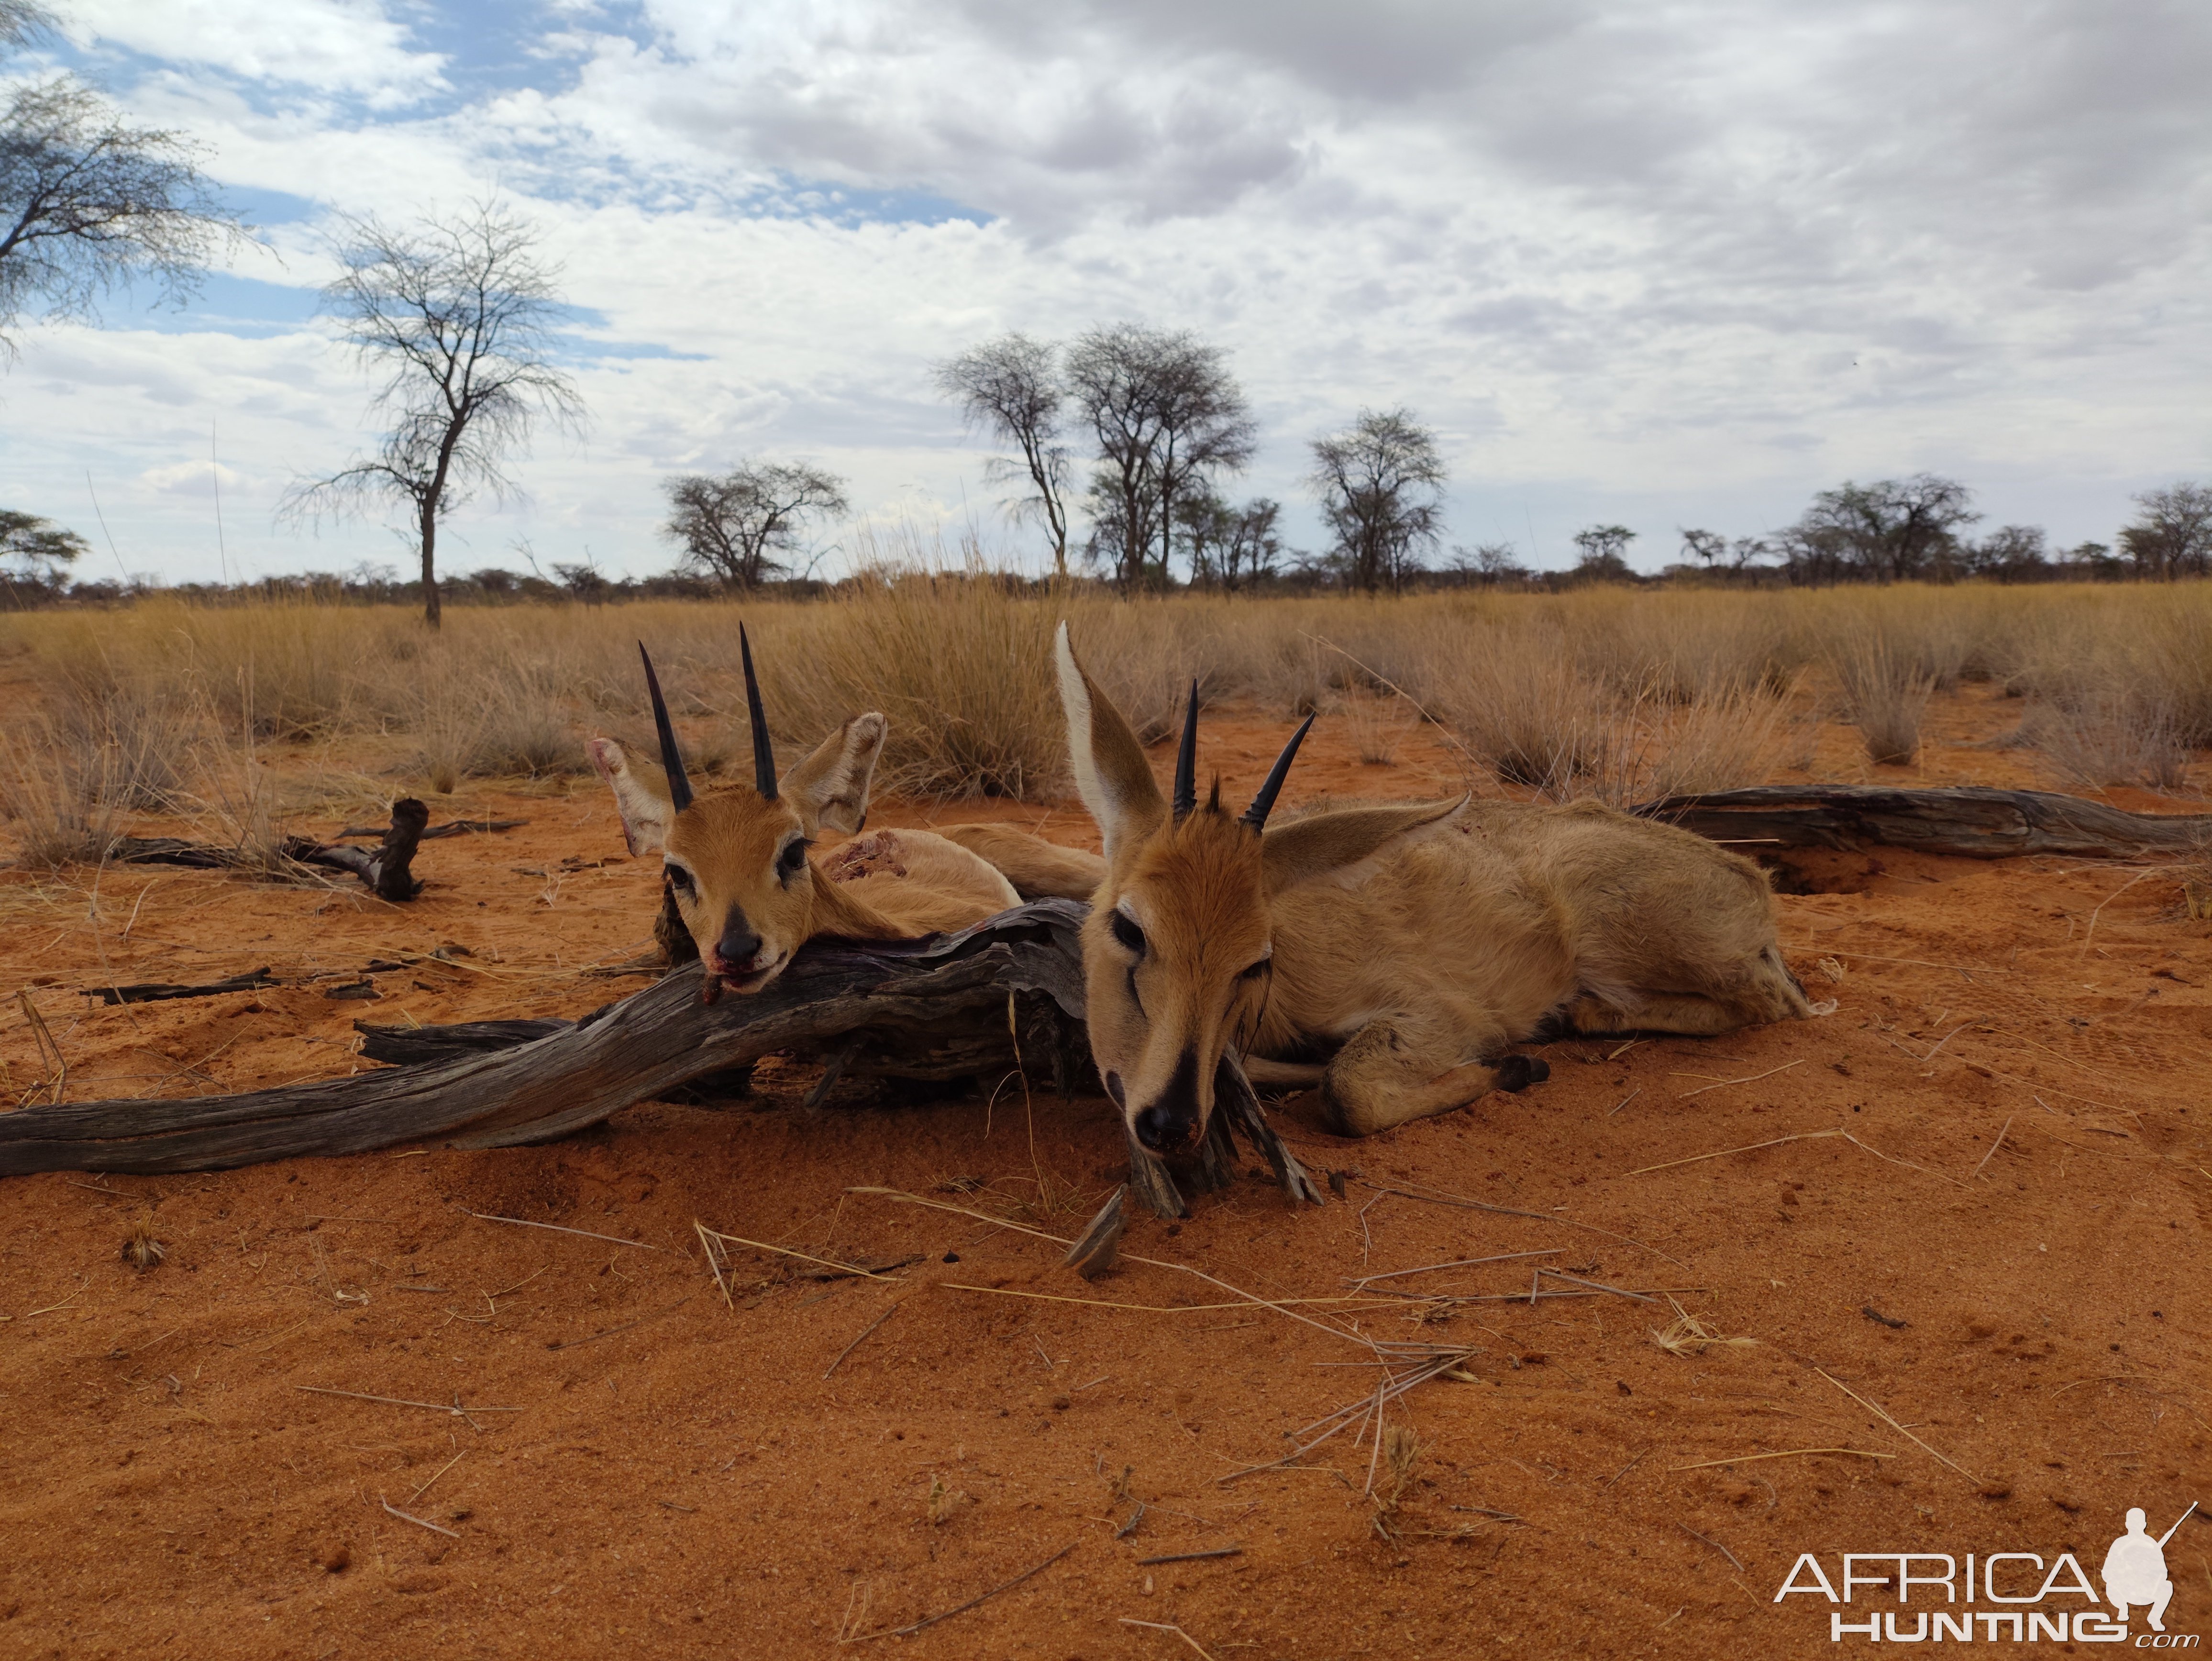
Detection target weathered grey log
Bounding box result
[296,797,428,900]
[1633,784,2212,860]
[0,900,1090,1176]
[113,798,433,899]
[0,894,1319,1217]
[93,968,279,1007]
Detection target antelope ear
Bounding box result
[1259,798,1462,896]
[783,712,886,837]
[589,737,675,856]
[1055,622,1164,866]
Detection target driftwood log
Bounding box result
[0,898,1317,1217]
[5,786,2199,1208]
[113,798,445,901]
[1633,784,2211,860]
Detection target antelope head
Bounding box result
[1055,623,1455,1158]
[589,629,885,1001]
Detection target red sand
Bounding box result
[2,686,2209,1659]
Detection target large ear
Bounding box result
[1055,621,1164,865]
[1259,798,1463,896]
[588,737,675,856]
[782,712,886,837]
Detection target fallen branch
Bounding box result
[86,968,279,1007]
[1634,784,2212,860]
[113,798,431,901]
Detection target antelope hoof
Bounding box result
[1493,1055,1549,1093]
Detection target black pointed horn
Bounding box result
[639,641,694,815]
[740,622,777,799]
[1171,680,1199,821]
[1241,714,1314,831]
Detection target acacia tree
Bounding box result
[1068,322,1251,592]
[2118,482,2212,579]
[661,461,849,590]
[283,202,584,628]
[0,1,248,359]
[933,333,1071,578]
[1309,408,1446,594]
[1570,524,1638,582]
[0,505,86,602]
[1776,475,1978,585]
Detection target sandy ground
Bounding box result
[2,679,2209,1660]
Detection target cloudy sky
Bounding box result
[3,0,2208,584]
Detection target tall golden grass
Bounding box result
[3,579,2208,867]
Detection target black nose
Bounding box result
[716,907,761,968]
[1135,1104,1194,1152]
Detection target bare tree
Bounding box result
[1309,408,1446,594]
[283,202,584,628]
[934,333,1071,578]
[661,461,849,590]
[1180,491,1281,593]
[1776,475,1978,585]
[0,5,249,360]
[2118,481,2212,579]
[1068,322,1251,592]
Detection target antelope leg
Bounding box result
[1122,1121,1188,1220]
[1219,1052,1325,1206]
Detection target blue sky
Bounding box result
[3,0,2209,585]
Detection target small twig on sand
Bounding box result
[1815,1368,1983,1484]
[2081,869,2155,953]
[1670,1448,1894,1471]
[1347,1175,1685,1268]
[1603,1449,1649,1489]
[408,1450,465,1504]
[1119,1617,1217,1660]
[1538,1266,1658,1304]
[380,1496,460,1538]
[1347,1249,1559,1288]
[1675,1058,1801,1099]
[696,1218,733,1308]
[1676,1523,1743,1572]
[463,1211,663,1251]
[840,1541,1077,1643]
[1625,1129,1840,1177]
[296,1385,521,1419]
[1608,1086,1642,1116]
[824,1301,902,1379]
[1135,1545,1241,1566]
[697,1224,902,1284]
[1971,1117,2013,1180]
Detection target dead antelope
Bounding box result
[592,631,1065,1001]
[1055,624,1827,1156]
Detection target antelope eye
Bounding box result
[776,838,811,879]
[664,863,696,897]
[1237,955,1272,982]
[1108,910,1146,954]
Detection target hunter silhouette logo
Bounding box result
[2105,1504,2196,1633]
[1774,1499,2203,1644]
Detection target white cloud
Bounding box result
[5,0,2209,581]
[65,0,447,106]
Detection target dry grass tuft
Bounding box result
[1339,691,1413,766]
[120,1214,166,1272]
[1650,1297,1757,1356]
[1831,633,1932,766]
[1369,1425,1420,1539]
